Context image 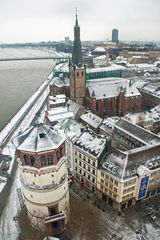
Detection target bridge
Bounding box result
[0,56,70,62]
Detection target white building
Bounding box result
[13,123,70,235]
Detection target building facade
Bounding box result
[85,78,142,117]
[73,128,110,193]
[112,28,119,43]
[13,123,70,234]
[96,118,160,210]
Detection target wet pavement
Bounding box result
[1,178,160,240]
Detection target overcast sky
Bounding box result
[0,0,159,43]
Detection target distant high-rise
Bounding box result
[112,28,119,43]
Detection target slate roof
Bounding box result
[74,129,107,158]
[115,118,160,146]
[80,110,103,129]
[87,78,140,100]
[13,123,66,153]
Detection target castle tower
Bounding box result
[70,12,86,105]
[13,123,69,235]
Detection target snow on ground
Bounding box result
[0,169,21,240]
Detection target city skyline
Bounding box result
[0,0,159,43]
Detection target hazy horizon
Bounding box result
[0,0,159,43]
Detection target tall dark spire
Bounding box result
[72,11,83,66]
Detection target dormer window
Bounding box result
[39,133,45,138]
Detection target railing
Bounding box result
[22,174,67,192]
[44,212,65,224]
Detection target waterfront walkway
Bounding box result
[0,70,55,240]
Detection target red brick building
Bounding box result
[85,78,142,117]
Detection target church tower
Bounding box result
[70,12,86,105]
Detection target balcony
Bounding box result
[44,212,65,224]
[22,174,67,192]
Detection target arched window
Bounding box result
[30,156,35,167]
[47,155,53,166]
[60,147,63,158]
[40,156,46,167]
[24,155,30,165]
[77,72,79,77]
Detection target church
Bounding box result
[50,13,142,117]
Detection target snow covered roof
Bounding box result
[102,143,160,180]
[150,105,160,122]
[47,111,74,123]
[86,64,126,73]
[87,78,141,100]
[60,118,83,140]
[13,123,66,153]
[49,95,66,105]
[94,47,106,52]
[115,118,160,146]
[124,112,152,124]
[93,55,107,60]
[100,117,119,135]
[74,129,107,158]
[80,110,103,129]
[66,99,84,116]
[51,77,69,87]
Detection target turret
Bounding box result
[13,123,70,235]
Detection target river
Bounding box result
[0,58,54,132]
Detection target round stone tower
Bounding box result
[13,123,69,234]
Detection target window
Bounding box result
[105,182,108,187]
[115,180,118,186]
[47,155,53,166]
[83,172,86,177]
[30,156,35,167]
[93,169,95,175]
[114,187,117,193]
[79,169,82,174]
[75,151,77,156]
[24,155,30,165]
[105,175,109,180]
[93,161,95,167]
[75,158,77,163]
[77,72,79,77]
[75,167,78,172]
[92,178,95,183]
[110,177,113,183]
[39,133,45,138]
[40,156,46,167]
[60,147,63,157]
[88,166,90,172]
[88,175,90,180]
[79,153,81,158]
[101,179,104,184]
[83,156,86,160]
[83,163,86,168]
[101,172,104,178]
[88,159,90,164]
[79,161,81,166]
[81,71,84,77]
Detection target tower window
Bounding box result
[77,72,79,77]
[24,154,30,165]
[81,71,84,77]
[30,156,35,167]
[40,156,46,167]
[47,155,53,166]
